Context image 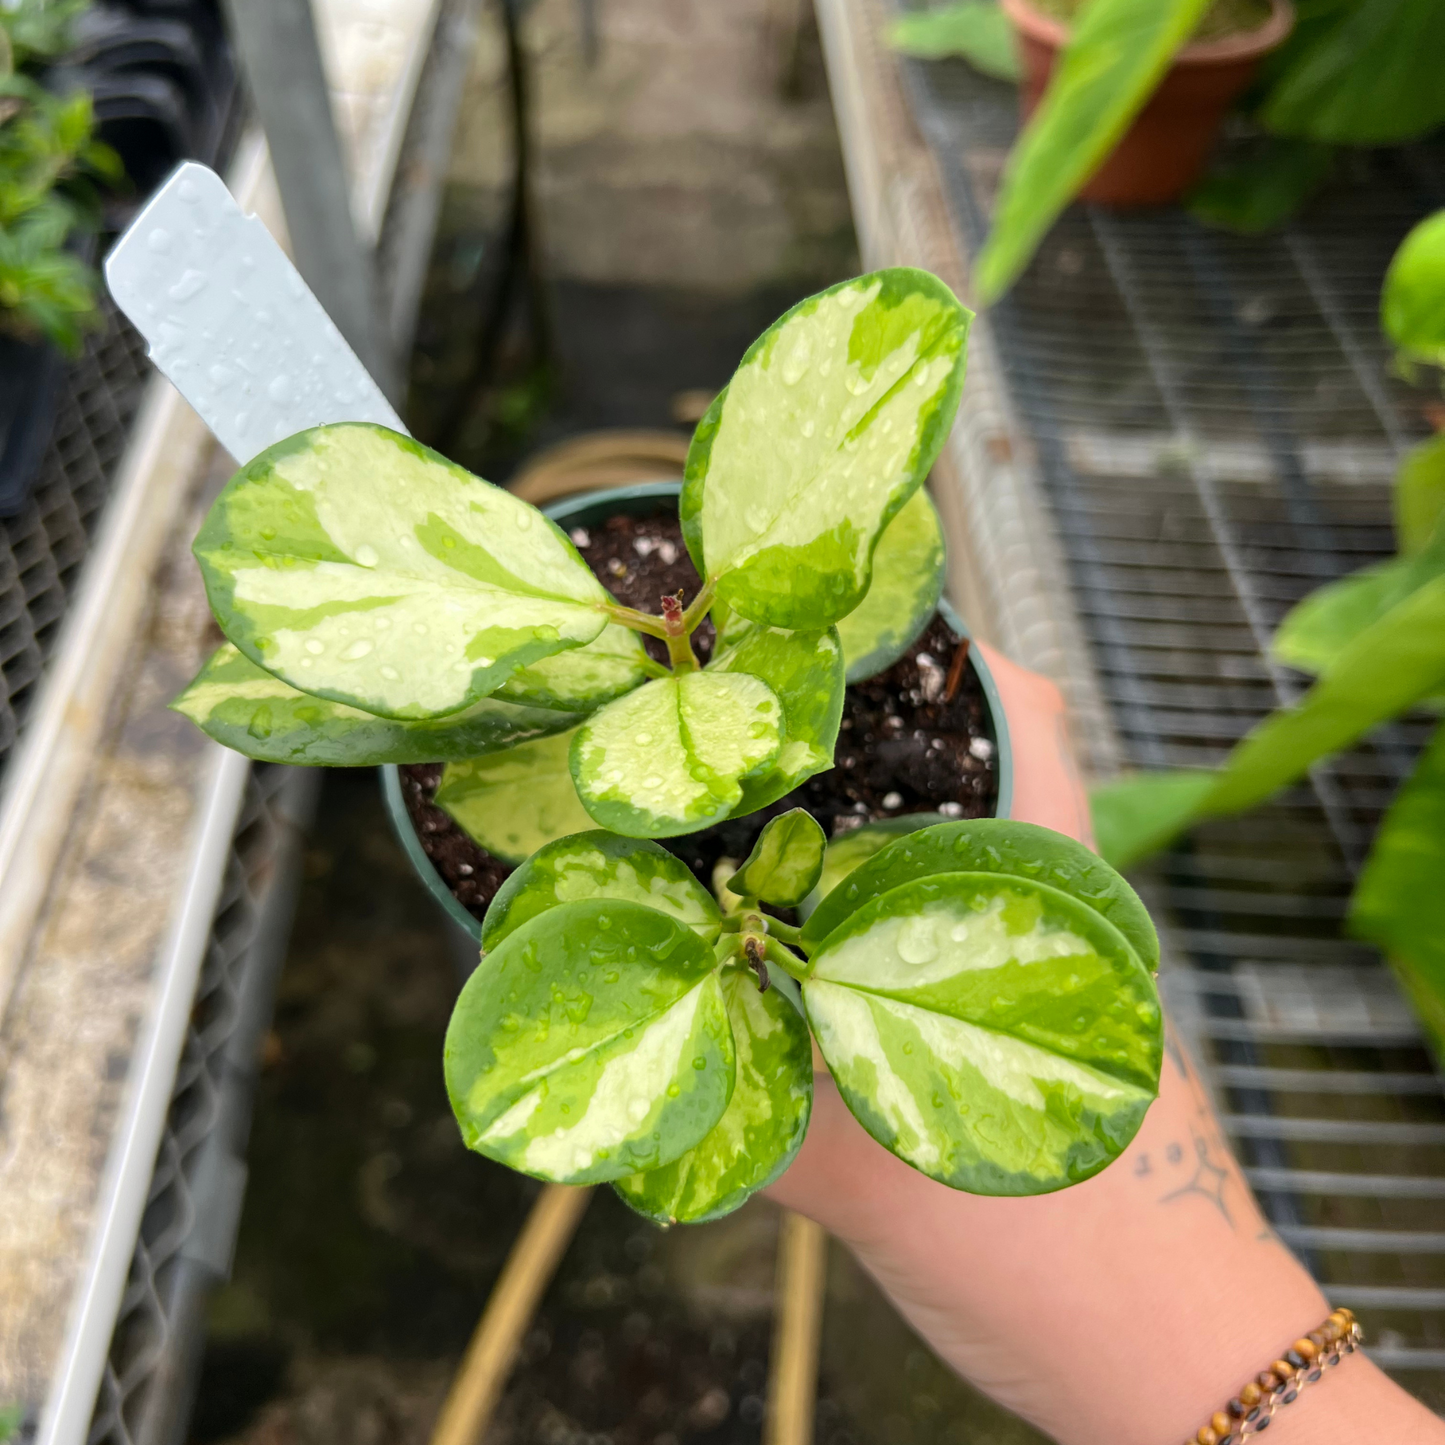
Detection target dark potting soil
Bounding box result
[400,509,998,922]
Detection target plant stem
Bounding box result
[665,630,699,672]
[765,918,805,949]
[680,577,716,636]
[604,602,670,640]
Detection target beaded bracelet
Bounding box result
[1184,1308,1363,1444]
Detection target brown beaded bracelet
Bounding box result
[1183,1309,1363,1444]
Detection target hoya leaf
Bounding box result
[482,830,722,953]
[615,962,814,1224]
[1349,722,1445,1051]
[973,0,1213,303]
[1382,210,1445,368]
[708,622,845,812]
[803,873,1161,1194]
[1261,0,1445,147]
[445,900,735,1184]
[835,487,946,683]
[172,643,580,765]
[496,622,652,712]
[1090,770,1216,871]
[887,2,1021,81]
[436,730,595,863]
[571,671,782,838]
[682,269,970,629]
[1272,542,1445,677]
[801,819,1158,972]
[1396,432,1445,555]
[194,423,611,720]
[806,815,946,913]
[729,808,827,908]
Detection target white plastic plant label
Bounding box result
[104,161,403,465]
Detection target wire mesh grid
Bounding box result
[87,763,303,1445]
[80,28,467,1436]
[0,300,150,777]
[899,49,1445,1400]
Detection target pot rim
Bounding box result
[1001,0,1294,67]
[381,478,1015,943]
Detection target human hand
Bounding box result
[769,643,1442,1444]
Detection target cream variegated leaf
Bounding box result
[497,622,653,711]
[804,872,1161,1195]
[570,671,783,838]
[801,819,1159,972]
[835,486,946,683]
[482,830,722,953]
[729,808,826,909]
[615,958,813,1224]
[171,644,581,765]
[445,900,735,1185]
[708,621,843,812]
[194,423,612,720]
[436,730,596,863]
[683,269,970,629]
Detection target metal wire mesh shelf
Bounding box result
[898,47,1445,1401]
[86,763,315,1445]
[0,301,150,778]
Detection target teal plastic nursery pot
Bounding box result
[382,480,1014,943]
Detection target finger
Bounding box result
[974,642,1093,846]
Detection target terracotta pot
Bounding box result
[1001,0,1294,207]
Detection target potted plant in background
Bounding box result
[172,266,1165,1224]
[891,0,1445,295]
[0,0,121,516]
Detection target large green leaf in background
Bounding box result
[972,0,1212,303]
[1090,771,1217,872]
[1395,434,1445,557]
[172,644,581,765]
[682,269,970,629]
[1349,723,1445,1048]
[834,486,947,683]
[445,900,735,1184]
[801,819,1158,971]
[481,830,721,953]
[571,671,782,837]
[194,423,611,720]
[803,872,1161,1194]
[1382,210,1445,370]
[887,2,1021,81]
[616,960,814,1224]
[436,730,595,863]
[1272,532,1445,678]
[708,622,845,812]
[1260,0,1445,147]
[1094,575,1445,867]
[729,808,827,909]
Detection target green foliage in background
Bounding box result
[1091,211,1445,1054]
[888,2,1021,81]
[1257,0,1445,146]
[0,1,121,352]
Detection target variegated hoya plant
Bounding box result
[173,267,1164,1222]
